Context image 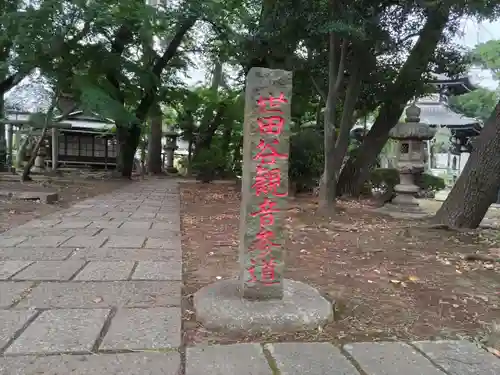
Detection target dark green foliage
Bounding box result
[415,172,446,192]
[370,168,446,195]
[192,147,229,183]
[449,88,498,121]
[289,128,324,193]
[370,168,399,191]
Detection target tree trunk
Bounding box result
[318,58,362,189]
[318,30,347,213]
[432,101,500,228]
[21,127,48,182]
[16,134,31,170]
[147,103,163,174]
[336,7,451,197]
[117,124,141,178]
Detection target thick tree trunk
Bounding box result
[432,101,500,228]
[147,104,163,174]
[336,7,451,197]
[318,59,362,189]
[318,32,346,213]
[117,124,141,178]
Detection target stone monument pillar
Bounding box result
[239,68,291,300]
[164,131,178,173]
[193,67,333,334]
[379,104,436,217]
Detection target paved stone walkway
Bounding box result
[0,180,498,374]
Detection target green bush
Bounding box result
[369,168,446,193]
[370,168,399,190]
[192,147,228,182]
[415,172,446,191]
[289,128,324,193]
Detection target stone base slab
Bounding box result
[373,205,431,220]
[193,279,333,334]
[0,190,58,204]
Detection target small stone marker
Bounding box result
[239,67,292,300]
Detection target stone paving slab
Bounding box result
[69,248,179,261]
[0,310,36,350]
[15,281,181,308]
[104,235,146,248]
[344,341,446,375]
[0,237,28,247]
[12,261,86,281]
[0,352,180,375]
[130,212,157,219]
[105,212,132,219]
[75,211,107,218]
[144,237,181,249]
[0,261,32,279]
[151,222,181,231]
[99,229,180,238]
[0,282,34,307]
[413,340,500,375]
[119,221,153,230]
[4,228,102,237]
[266,342,360,375]
[52,220,92,229]
[16,235,71,248]
[88,220,123,228]
[5,309,110,355]
[100,307,180,350]
[186,343,272,375]
[60,235,108,248]
[74,261,135,281]
[132,261,181,280]
[0,247,74,261]
[14,219,61,228]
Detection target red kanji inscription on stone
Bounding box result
[251,165,287,197]
[247,257,279,284]
[251,229,278,257]
[250,198,279,227]
[253,139,288,165]
[257,93,288,113]
[257,116,284,135]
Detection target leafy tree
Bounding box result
[472,39,500,79]
[449,88,498,121]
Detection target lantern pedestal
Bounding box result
[193,278,333,334]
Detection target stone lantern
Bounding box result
[383,103,436,215]
[163,130,179,174]
[32,139,48,173]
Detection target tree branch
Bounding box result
[333,39,348,95]
[310,74,327,102]
[135,16,197,123]
[105,25,136,103]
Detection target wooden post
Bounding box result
[51,128,58,171]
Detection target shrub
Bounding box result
[192,147,227,183]
[289,128,324,193]
[369,168,446,199]
[370,168,399,191]
[415,172,446,191]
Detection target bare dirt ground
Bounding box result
[180,182,500,347]
[0,172,128,232]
